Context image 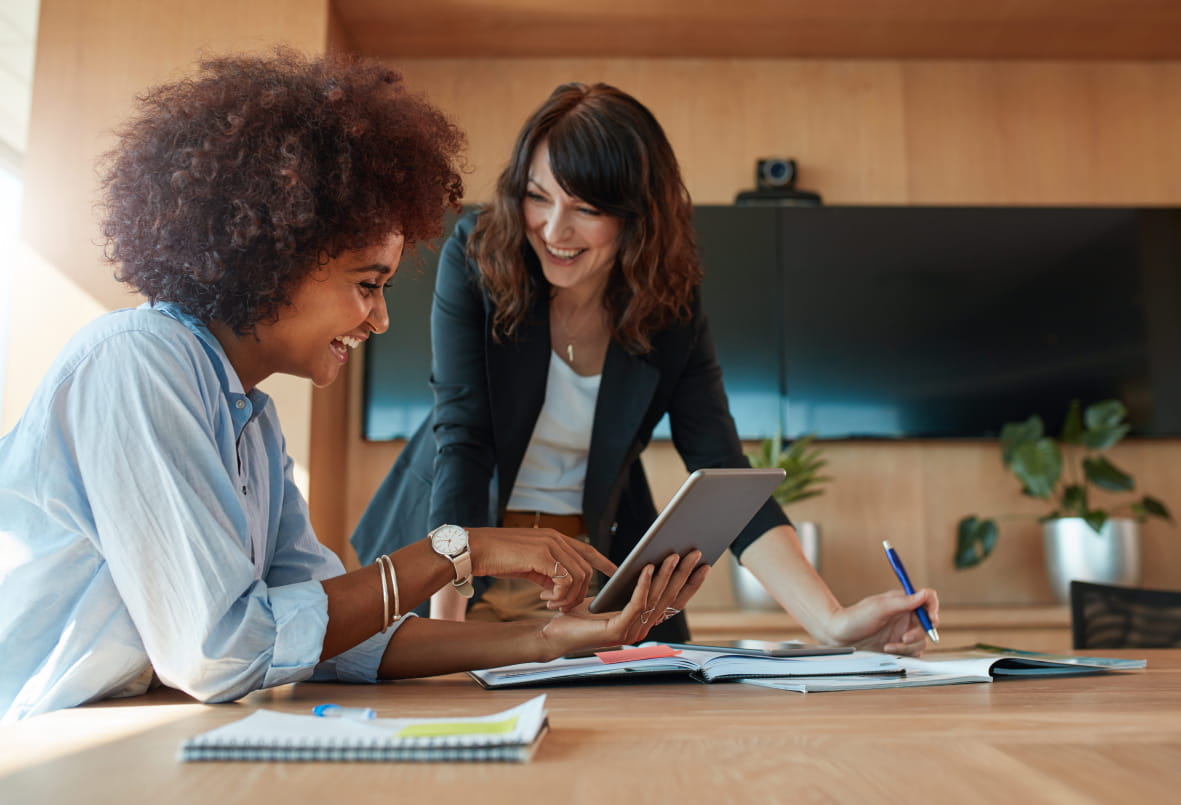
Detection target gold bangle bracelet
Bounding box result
[376,555,390,633]
[380,553,401,622]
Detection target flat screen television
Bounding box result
[363,206,1181,441]
[770,206,1181,438]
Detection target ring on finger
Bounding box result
[640,607,657,624]
[659,607,681,623]
[551,561,569,580]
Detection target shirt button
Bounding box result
[235,399,246,409]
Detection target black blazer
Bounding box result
[351,213,789,637]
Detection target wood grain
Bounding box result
[333,0,1181,60]
[1,650,1178,803]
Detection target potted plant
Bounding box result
[732,434,831,610]
[955,399,1171,600]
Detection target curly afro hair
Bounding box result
[100,48,465,333]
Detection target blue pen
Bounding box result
[881,540,939,643]
[312,703,376,720]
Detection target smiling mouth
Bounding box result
[330,335,363,361]
[545,243,585,260]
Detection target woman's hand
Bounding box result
[466,527,618,612]
[825,588,940,656]
[536,550,711,656]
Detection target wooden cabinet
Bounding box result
[688,606,1074,651]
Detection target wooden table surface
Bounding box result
[2,649,1177,805]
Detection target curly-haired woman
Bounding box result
[0,54,704,722]
[352,82,939,652]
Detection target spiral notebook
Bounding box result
[179,694,548,763]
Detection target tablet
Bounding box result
[587,467,785,613]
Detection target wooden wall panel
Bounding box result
[323,57,1181,606]
[22,0,330,313]
[335,0,1181,61]
[901,62,1181,204]
[395,58,1181,207]
[11,0,331,505]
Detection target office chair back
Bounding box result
[1070,580,1181,649]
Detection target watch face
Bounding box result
[431,524,468,555]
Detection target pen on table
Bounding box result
[881,540,939,643]
[312,703,376,720]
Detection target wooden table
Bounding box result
[2,649,1178,804]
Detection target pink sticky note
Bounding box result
[595,645,682,664]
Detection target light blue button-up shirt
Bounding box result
[0,303,400,722]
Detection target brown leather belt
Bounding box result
[502,510,587,537]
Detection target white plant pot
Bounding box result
[730,521,820,611]
[1041,517,1141,603]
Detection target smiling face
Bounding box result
[217,232,402,390]
[522,143,623,299]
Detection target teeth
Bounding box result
[546,244,582,260]
[337,336,362,349]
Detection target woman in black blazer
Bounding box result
[353,82,938,652]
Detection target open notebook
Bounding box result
[741,645,1147,693]
[179,695,548,762]
[469,646,902,689]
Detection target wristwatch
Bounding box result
[428,524,474,597]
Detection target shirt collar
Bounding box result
[145,302,272,436]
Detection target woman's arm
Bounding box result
[738,525,939,655]
[426,215,499,621]
[324,525,619,658]
[662,304,938,655]
[427,215,499,535]
[380,554,709,678]
[664,302,790,543]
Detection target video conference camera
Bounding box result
[736,157,822,206]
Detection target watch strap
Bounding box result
[450,548,474,597]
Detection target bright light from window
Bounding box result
[0,168,18,420]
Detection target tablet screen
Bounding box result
[587,467,785,613]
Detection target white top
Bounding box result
[506,351,601,515]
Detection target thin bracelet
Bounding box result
[381,553,402,622]
[375,555,390,633]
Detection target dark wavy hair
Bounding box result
[470,82,701,354]
[100,48,465,333]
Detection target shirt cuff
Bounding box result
[311,614,418,683]
[262,578,332,688]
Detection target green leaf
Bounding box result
[1009,439,1061,499]
[1001,416,1043,467]
[1084,399,1127,430]
[1082,423,1130,451]
[1082,400,1129,450]
[1141,496,1172,521]
[1083,456,1134,492]
[754,433,831,506]
[1083,510,1108,534]
[955,516,998,569]
[1061,483,1087,515]
[758,438,774,467]
[1060,399,1084,445]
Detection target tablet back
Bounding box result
[588,467,785,613]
